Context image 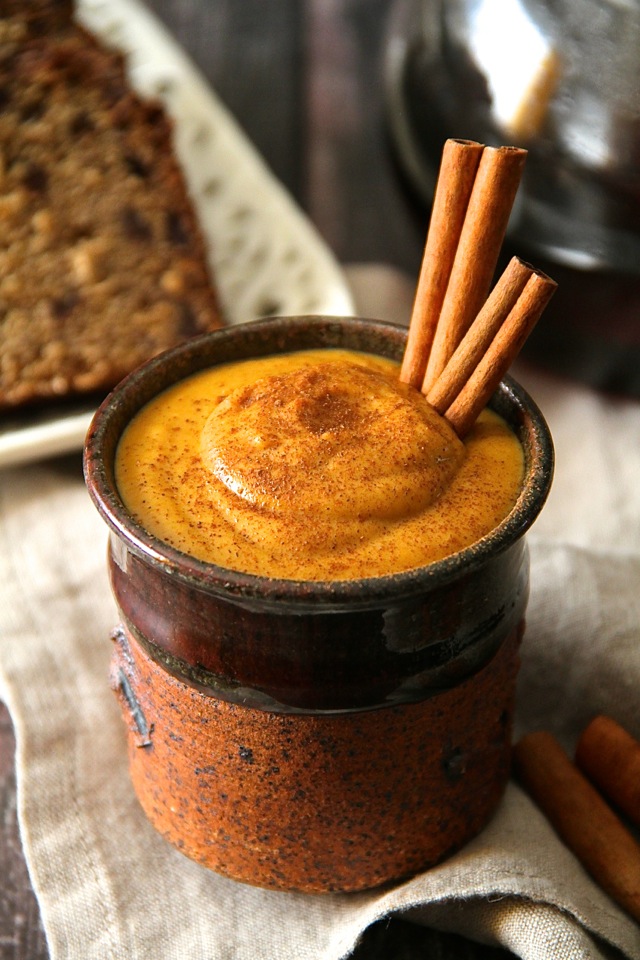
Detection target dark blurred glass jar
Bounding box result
[385,0,640,395]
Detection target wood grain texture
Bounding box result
[147,0,426,276]
[304,0,426,273]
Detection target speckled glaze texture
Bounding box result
[112,620,523,893]
[84,316,554,892]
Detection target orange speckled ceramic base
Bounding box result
[111,624,522,893]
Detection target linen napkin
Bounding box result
[1,318,640,960]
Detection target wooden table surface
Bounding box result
[0,1,518,956]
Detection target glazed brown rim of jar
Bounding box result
[84,315,554,614]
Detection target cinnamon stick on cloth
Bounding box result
[514,730,640,925]
[576,715,640,829]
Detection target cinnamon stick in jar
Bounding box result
[576,715,640,829]
[443,265,557,436]
[400,139,484,389]
[421,145,528,394]
[513,730,640,924]
[426,256,533,414]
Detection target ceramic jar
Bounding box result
[84,315,553,893]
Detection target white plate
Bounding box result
[0,0,354,469]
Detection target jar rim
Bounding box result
[83,315,554,611]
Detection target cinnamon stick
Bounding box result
[426,256,533,414]
[444,266,556,436]
[576,715,640,829]
[400,139,484,388]
[513,731,640,924]
[421,145,528,394]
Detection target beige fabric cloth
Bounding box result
[1,291,640,958]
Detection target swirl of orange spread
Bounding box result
[200,361,464,520]
[116,350,523,580]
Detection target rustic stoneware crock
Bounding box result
[84,315,553,893]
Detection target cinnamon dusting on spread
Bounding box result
[116,349,523,581]
[200,361,463,520]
